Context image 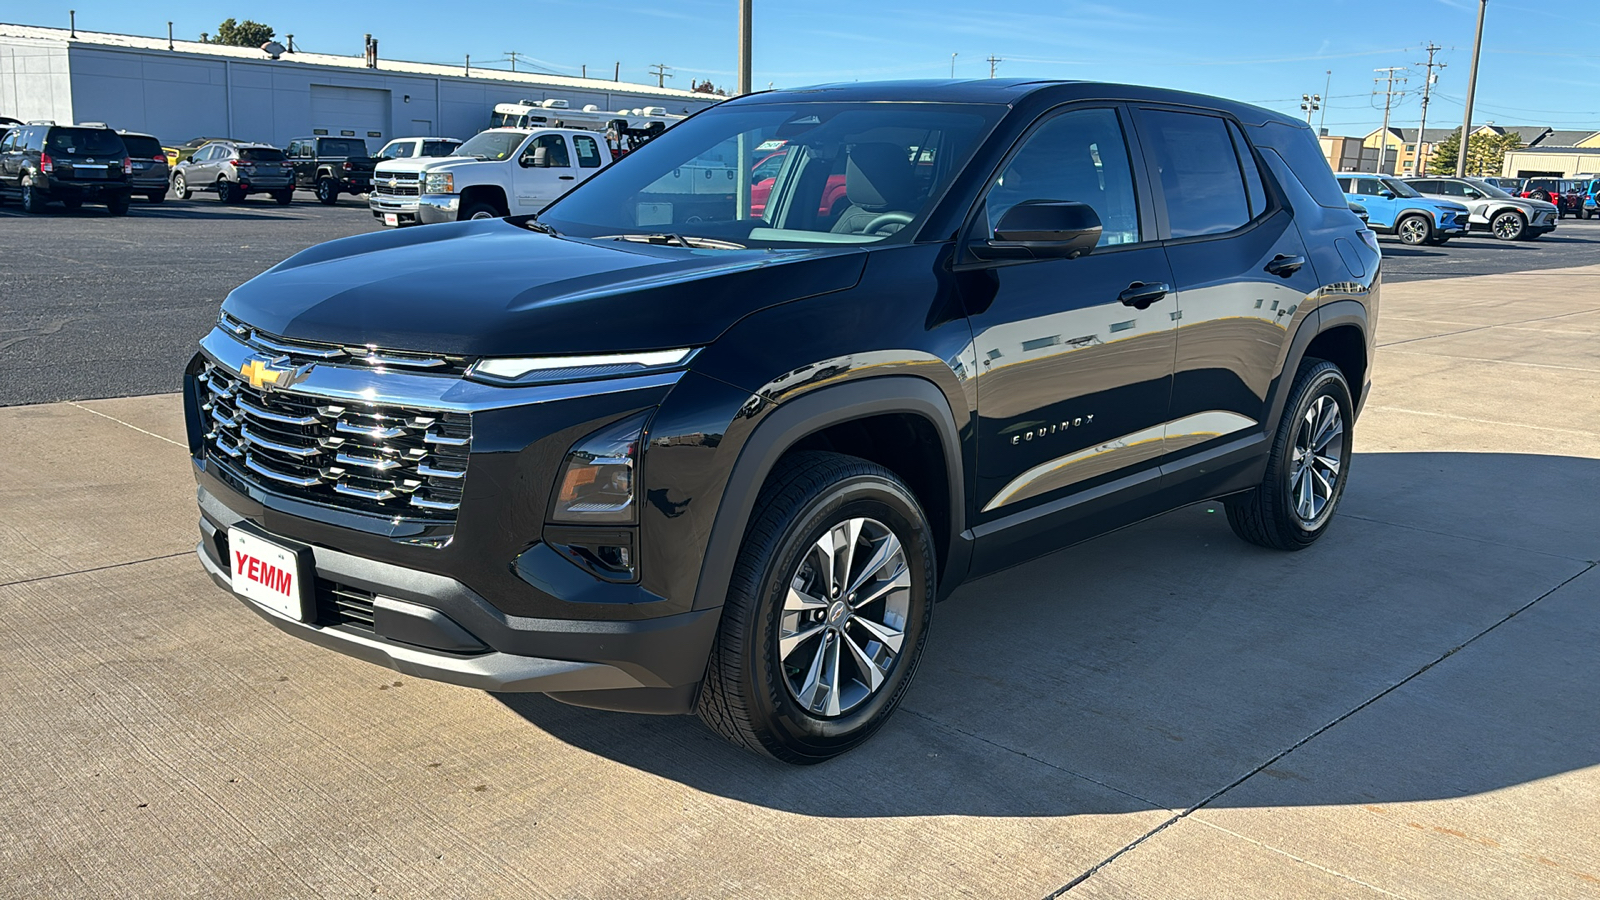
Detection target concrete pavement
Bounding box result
[1,265,1597,899]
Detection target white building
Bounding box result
[0,22,719,150]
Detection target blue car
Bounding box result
[1581,176,1599,219]
[1335,173,1469,246]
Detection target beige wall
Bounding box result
[1501,150,1600,177]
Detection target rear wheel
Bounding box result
[1491,210,1527,241]
[1396,214,1432,246]
[105,193,130,216]
[216,178,235,203]
[316,178,339,205]
[21,180,47,213]
[696,451,936,764]
[1226,360,1354,551]
[272,189,293,206]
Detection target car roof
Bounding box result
[724,79,1305,127]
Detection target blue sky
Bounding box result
[20,0,1600,136]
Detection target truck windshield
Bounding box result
[538,101,1004,249]
[453,132,523,161]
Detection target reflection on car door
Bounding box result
[961,105,1177,557]
[1133,107,1319,492]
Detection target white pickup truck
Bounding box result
[369,127,609,226]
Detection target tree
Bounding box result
[1427,129,1523,176]
[203,19,276,48]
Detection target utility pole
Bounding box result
[1301,93,1322,125]
[1414,43,1446,175]
[737,0,752,95]
[987,55,1001,78]
[1319,69,1332,134]
[649,63,673,88]
[1457,0,1488,176]
[950,52,957,78]
[1372,66,1409,174]
[504,51,521,73]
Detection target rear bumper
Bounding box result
[38,177,130,197]
[238,177,294,192]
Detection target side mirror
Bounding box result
[523,146,549,168]
[1379,190,1396,199]
[972,200,1102,261]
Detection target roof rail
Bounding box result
[27,119,57,125]
[76,121,109,128]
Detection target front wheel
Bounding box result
[1396,214,1432,246]
[696,451,936,764]
[460,202,502,221]
[1491,210,1527,241]
[1226,360,1354,551]
[316,178,339,205]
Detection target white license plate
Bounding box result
[384,213,398,226]
[229,528,306,620]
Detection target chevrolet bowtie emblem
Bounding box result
[239,356,312,391]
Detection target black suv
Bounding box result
[0,121,133,214]
[285,136,377,204]
[185,81,1379,763]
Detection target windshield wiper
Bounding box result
[598,233,747,250]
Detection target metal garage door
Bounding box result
[309,85,392,153]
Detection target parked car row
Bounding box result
[1335,173,1563,243]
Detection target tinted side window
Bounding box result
[1140,109,1250,238]
[1435,180,1468,196]
[573,135,603,168]
[25,127,45,151]
[984,107,1141,246]
[1254,121,1349,209]
[1228,121,1268,218]
[386,142,415,158]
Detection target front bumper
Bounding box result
[371,194,457,225]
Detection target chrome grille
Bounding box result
[219,313,469,375]
[372,171,421,198]
[200,360,471,522]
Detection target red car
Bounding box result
[749,143,848,219]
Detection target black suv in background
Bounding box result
[186,81,1379,763]
[285,136,377,204]
[0,122,132,214]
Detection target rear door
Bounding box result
[1133,107,1321,477]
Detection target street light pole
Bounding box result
[1456,0,1488,177]
[735,0,753,223]
[737,0,752,96]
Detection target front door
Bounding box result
[963,105,1176,532]
[1133,107,1320,471]
[514,133,573,212]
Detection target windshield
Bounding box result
[1465,178,1513,199]
[453,132,524,161]
[1380,177,1421,198]
[539,101,1004,248]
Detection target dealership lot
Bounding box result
[2,208,1598,897]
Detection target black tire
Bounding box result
[272,189,293,206]
[173,171,191,200]
[105,193,130,216]
[696,451,936,764]
[1226,360,1354,551]
[146,192,166,204]
[316,178,339,205]
[21,180,47,213]
[216,178,235,203]
[1490,210,1527,241]
[1395,213,1432,246]
[460,202,503,221]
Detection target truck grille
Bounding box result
[199,360,471,522]
[220,312,469,375]
[372,171,421,197]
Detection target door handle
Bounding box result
[1118,282,1170,310]
[1265,254,1306,277]
[558,175,575,181]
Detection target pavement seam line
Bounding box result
[0,551,190,590]
[897,707,1170,811]
[1335,513,1595,564]
[1381,347,1600,375]
[1189,817,1415,898]
[66,400,185,448]
[1376,305,1600,349]
[1043,561,1597,898]
[1363,405,1600,438]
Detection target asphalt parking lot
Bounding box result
[2,200,1598,898]
[2,196,1600,405]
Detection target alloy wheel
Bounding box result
[1398,217,1429,245]
[1492,212,1525,240]
[778,516,910,718]
[1289,395,1345,527]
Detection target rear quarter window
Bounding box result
[1252,121,1349,210]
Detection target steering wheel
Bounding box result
[862,211,914,235]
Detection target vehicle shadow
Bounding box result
[0,205,292,221]
[494,451,1599,817]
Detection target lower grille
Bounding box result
[317,580,376,631]
[200,360,472,523]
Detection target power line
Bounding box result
[1372,66,1409,174]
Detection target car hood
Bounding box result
[221,219,868,357]
[373,157,457,175]
[1422,199,1470,213]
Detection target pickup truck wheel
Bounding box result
[1491,210,1526,241]
[316,178,339,205]
[1226,360,1353,551]
[1395,214,1432,246]
[172,172,190,200]
[461,203,501,220]
[696,451,935,764]
[21,180,47,214]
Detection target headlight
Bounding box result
[466,348,697,386]
[550,411,651,524]
[423,172,453,194]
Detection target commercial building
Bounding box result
[1500,147,1600,178]
[0,22,719,151]
[1359,124,1600,176]
[1320,134,1379,173]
